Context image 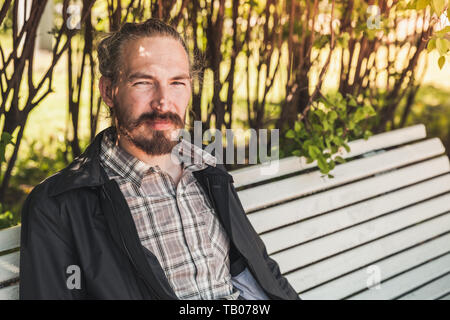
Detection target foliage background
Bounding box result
[0,0,449,229]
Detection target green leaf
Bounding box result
[427,38,436,51]
[331,145,338,153]
[436,38,448,55]
[308,145,321,159]
[343,143,351,153]
[332,135,342,146]
[438,55,446,69]
[365,104,377,117]
[292,150,302,157]
[312,123,323,132]
[325,138,332,150]
[416,0,429,10]
[0,132,14,163]
[316,109,326,121]
[245,0,258,8]
[334,156,346,164]
[406,0,416,10]
[328,159,335,170]
[338,32,350,48]
[352,108,366,123]
[285,129,295,139]
[294,121,302,132]
[363,130,373,140]
[327,110,338,123]
[303,140,313,151]
[317,157,329,173]
[348,96,357,107]
[432,0,445,15]
[348,120,355,130]
[0,145,5,163]
[1,132,13,143]
[435,26,450,36]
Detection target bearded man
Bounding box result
[19,18,299,300]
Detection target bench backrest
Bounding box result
[1,124,450,300]
[233,123,450,300]
[0,225,20,299]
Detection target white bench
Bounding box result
[1,123,450,300]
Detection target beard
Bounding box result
[113,97,185,156]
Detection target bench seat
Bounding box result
[1,123,449,300]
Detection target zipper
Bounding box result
[101,184,162,300]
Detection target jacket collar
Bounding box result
[48,126,233,197]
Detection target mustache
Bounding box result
[128,111,184,130]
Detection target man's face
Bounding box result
[107,36,192,155]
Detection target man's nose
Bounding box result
[151,84,170,112]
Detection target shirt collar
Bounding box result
[99,128,217,188]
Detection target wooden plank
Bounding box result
[0,283,19,300]
[297,229,450,299]
[0,225,21,253]
[239,138,445,213]
[271,192,450,274]
[249,156,450,234]
[398,272,450,300]
[261,173,450,254]
[0,252,20,284]
[348,252,450,300]
[231,124,427,188]
[288,213,450,297]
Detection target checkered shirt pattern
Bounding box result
[99,129,235,300]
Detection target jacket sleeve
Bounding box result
[19,184,86,300]
[228,181,301,300]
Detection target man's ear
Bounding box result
[99,76,115,108]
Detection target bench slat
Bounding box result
[348,252,450,300]
[0,123,444,300]
[262,173,450,254]
[239,138,445,212]
[439,293,450,300]
[0,252,20,284]
[231,124,427,188]
[0,225,21,253]
[272,192,450,274]
[296,229,450,299]
[0,283,19,300]
[398,272,450,300]
[250,156,450,234]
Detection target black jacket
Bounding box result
[19,127,300,300]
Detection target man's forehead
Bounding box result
[122,37,189,68]
[126,71,191,81]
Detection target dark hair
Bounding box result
[97,18,200,84]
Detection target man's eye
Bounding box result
[172,82,185,86]
[134,81,152,86]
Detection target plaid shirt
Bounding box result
[99,129,235,300]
